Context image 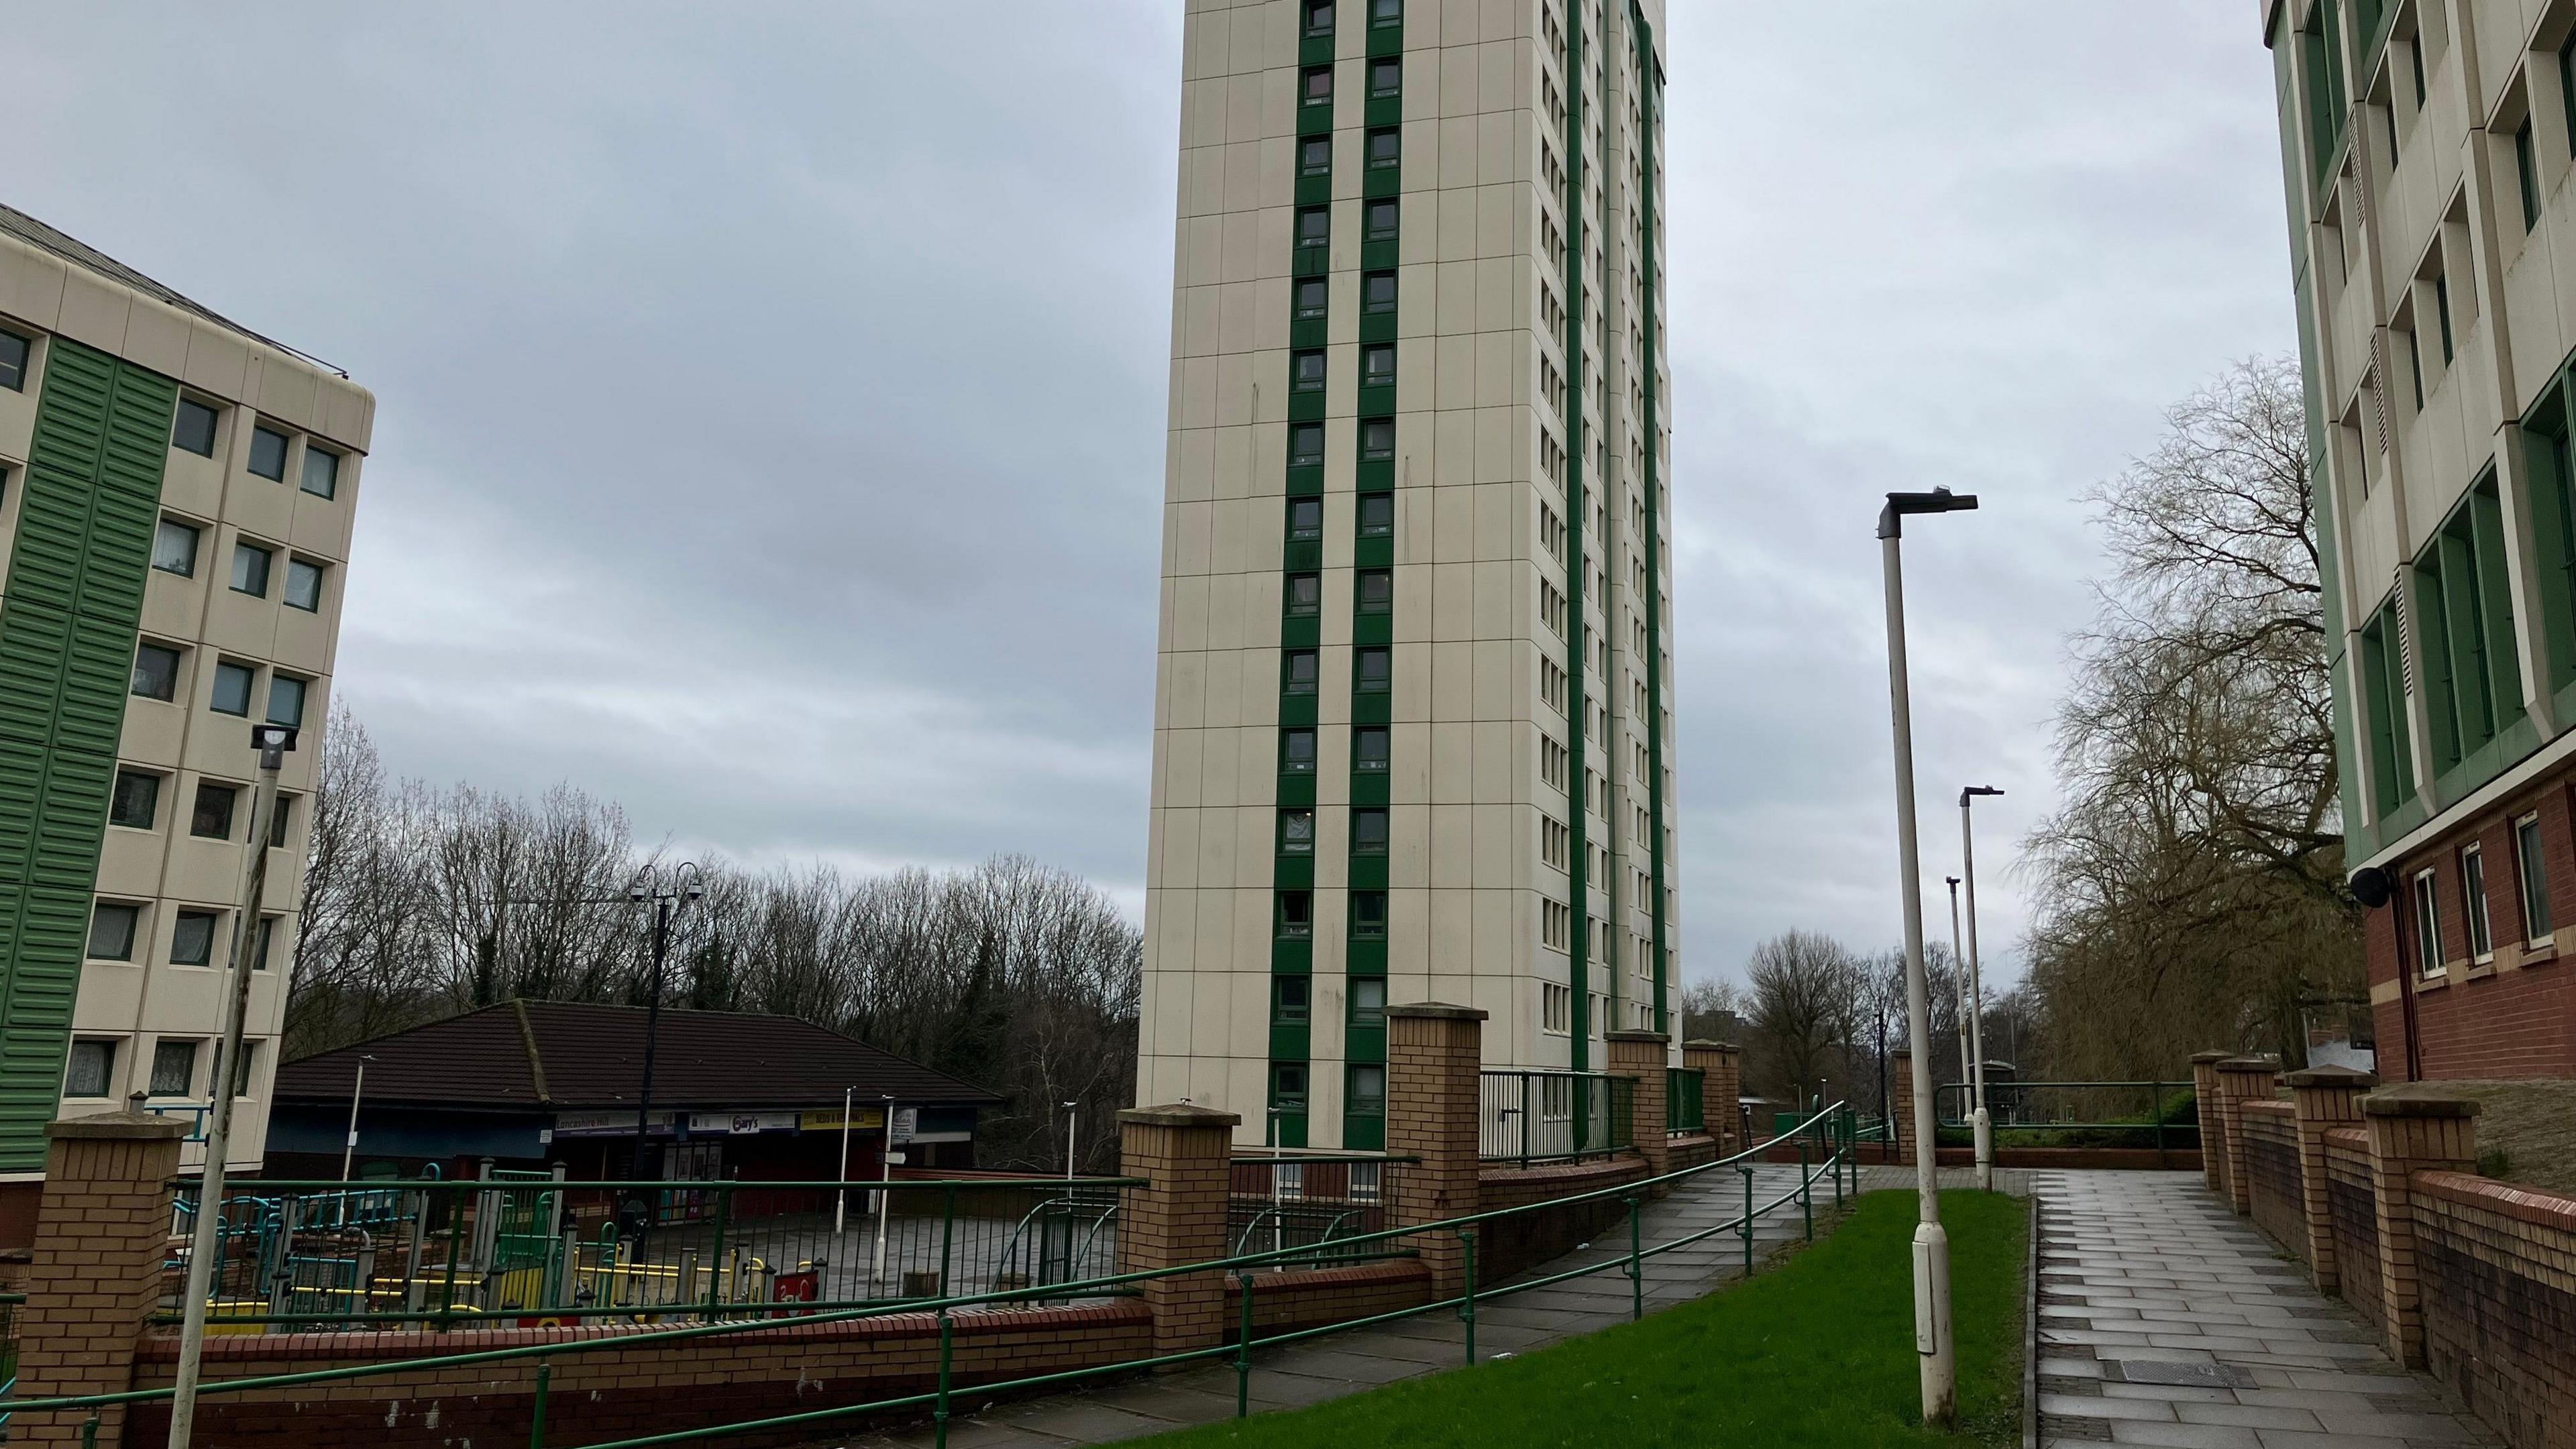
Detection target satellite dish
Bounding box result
[2349,865,2393,910]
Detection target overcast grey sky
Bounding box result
[3,5,2293,993]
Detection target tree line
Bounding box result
[287,708,1142,1171]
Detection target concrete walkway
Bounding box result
[2033,1170,2496,1448]
[832,1161,1975,1448]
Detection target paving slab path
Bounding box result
[2032,1169,2498,1448]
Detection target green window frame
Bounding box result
[1302,0,1335,38]
[1360,417,1394,462]
[2461,842,2493,959]
[1349,976,1387,1028]
[1351,890,1387,939]
[2517,812,2554,941]
[1347,1063,1387,1118]
[1370,0,1400,27]
[1293,276,1328,321]
[1299,135,1332,180]
[1273,975,1312,1025]
[1356,568,1393,614]
[1300,65,1333,109]
[1355,646,1391,693]
[1277,890,1314,939]
[1285,572,1322,618]
[1365,126,1399,170]
[1364,199,1399,244]
[1271,1061,1309,1113]
[1362,270,1396,314]
[1297,206,1330,251]
[2411,474,2522,775]
[1354,725,1390,773]
[2528,414,2576,690]
[1291,349,1326,393]
[1289,422,1326,469]
[2359,597,2418,817]
[1360,342,1395,388]
[2518,121,2540,231]
[1352,806,1389,855]
[1358,493,1394,539]
[1283,727,1318,774]
[1284,648,1319,696]
[1279,807,1316,856]
[1288,496,1324,543]
[1368,57,1400,99]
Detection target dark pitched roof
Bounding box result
[276,1000,1002,1112]
[0,201,344,376]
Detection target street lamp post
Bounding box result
[1878,486,1977,1430]
[1944,877,1970,1095]
[1960,786,2003,1193]
[626,863,704,1184]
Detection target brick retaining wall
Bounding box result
[2324,1126,2382,1330]
[2242,1101,2306,1264]
[1477,1157,1647,1281]
[1223,1260,1432,1338]
[2410,1171,2576,1449]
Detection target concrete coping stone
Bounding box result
[1680,1038,1740,1053]
[2284,1065,2376,1089]
[2190,1050,2235,1064]
[2361,1087,2481,1118]
[1385,1002,1487,1022]
[2214,1057,2277,1074]
[46,1112,186,1142]
[1118,1104,1243,1128]
[1603,1029,1668,1044]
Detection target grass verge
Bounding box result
[1140,1189,2026,1448]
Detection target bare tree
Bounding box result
[1743,930,1864,1105]
[1676,976,1743,1043]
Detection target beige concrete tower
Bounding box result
[1140,0,1674,1147]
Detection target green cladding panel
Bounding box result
[0,339,176,1171]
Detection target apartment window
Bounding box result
[1362,270,1396,314]
[131,642,182,702]
[0,327,28,391]
[152,518,201,576]
[64,1040,114,1099]
[1346,1062,1387,1118]
[1364,199,1399,243]
[1274,975,1311,1025]
[1280,807,1316,855]
[1283,728,1318,773]
[192,780,239,841]
[284,557,325,612]
[255,916,279,971]
[89,902,140,961]
[1289,423,1326,468]
[1356,568,1393,614]
[1273,1062,1309,1112]
[2412,867,2445,976]
[231,539,274,597]
[2518,812,2554,941]
[1285,648,1320,695]
[1366,127,1400,170]
[301,446,340,499]
[268,674,307,728]
[1371,0,1400,25]
[1369,58,1401,99]
[1288,497,1324,543]
[270,794,294,849]
[1299,136,1332,180]
[1291,349,1326,392]
[2564,34,2576,153]
[2412,477,2519,773]
[110,770,160,830]
[1351,891,1387,938]
[1542,898,1570,951]
[1350,977,1387,1028]
[1360,343,1395,388]
[1358,493,1394,539]
[1542,982,1571,1034]
[2463,843,2493,959]
[2515,121,2544,231]
[1297,206,1330,250]
[1360,418,1395,462]
[2359,600,2417,816]
[1301,65,1334,108]
[1278,890,1314,938]
[1302,0,1334,37]
[150,1039,199,1097]
[223,1040,258,1097]
[172,398,219,457]
[1354,726,1389,772]
[1356,646,1392,692]
[1542,815,1569,870]
[170,909,219,967]
[247,425,290,481]
[1286,572,1322,617]
[1352,807,1389,855]
[2434,270,2455,364]
[1294,276,1328,320]
[211,661,255,716]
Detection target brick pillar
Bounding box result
[2190,1051,2231,1196]
[1681,1040,1733,1152]
[17,1111,186,1448]
[2285,1065,2373,1295]
[1385,1003,1485,1296]
[2213,1057,2275,1216]
[1116,1104,1239,1360]
[2361,1089,2479,1368]
[1605,1030,1671,1191]
[1890,1050,1915,1165]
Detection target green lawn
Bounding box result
[1143,1190,2027,1448]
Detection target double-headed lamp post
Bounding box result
[1960,786,2002,1192]
[627,863,704,1182]
[1878,486,1977,1429]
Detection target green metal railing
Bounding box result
[1665,1069,1704,1135]
[1477,1071,1635,1165]
[1933,1081,2198,1162]
[0,1104,1867,1449]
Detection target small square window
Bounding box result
[1352,891,1388,938]
[301,446,339,499]
[152,518,201,576]
[2462,843,2493,959]
[1285,572,1322,617]
[64,1040,114,1099]
[1301,66,1333,107]
[1348,1062,1387,1116]
[2518,813,2554,941]
[172,399,219,457]
[1358,494,1395,538]
[1289,423,1326,468]
[171,909,219,966]
[1362,271,1397,314]
[1303,0,1335,36]
[1273,1062,1309,1110]
[1370,58,1401,98]
[231,540,274,597]
[1274,975,1312,1024]
[1356,647,1392,692]
[211,661,255,716]
[1354,726,1390,772]
[110,770,160,830]
[1294,277,1328,320]
[131,643,182,702]
[0,328,28,391]
[192,780,239,840]
[1297,207,1331,250]
[1356,569,1393,613]
[248,425,290,480]
[1279,890,1314,938]
[1360,344,1395,387]
[150,1039,199,1097]
[1366,127,1400,169]
[1300,136,1332,178]
[1288,498,1324,542]
[1360,417,1395,462]
[1371,0,1401,25]
[1364,199,1399,242]
[1281,808,1316,855]
[88,902,140,961]
[268,674,307,728]
[1283,728,1318,773]
[1291,349,1327,392]
[1349,976,1387,1028]
[1284,648,1320,695]
[284,557,325,612]
[255,916,279,971]
[1352,807,1389,854]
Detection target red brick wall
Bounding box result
[1666,1133,1717,1171]
[2241,1102,2306,1263]
[2324,1128,2383,1330]
[2410,1170,2576,1449]
[1477,1157,1646,1280]
[1222,1260,1430,1339]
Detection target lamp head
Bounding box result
[1877,487,1980,539]
[1961,785,2004,807]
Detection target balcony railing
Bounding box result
[1477,1071,1632,1165]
